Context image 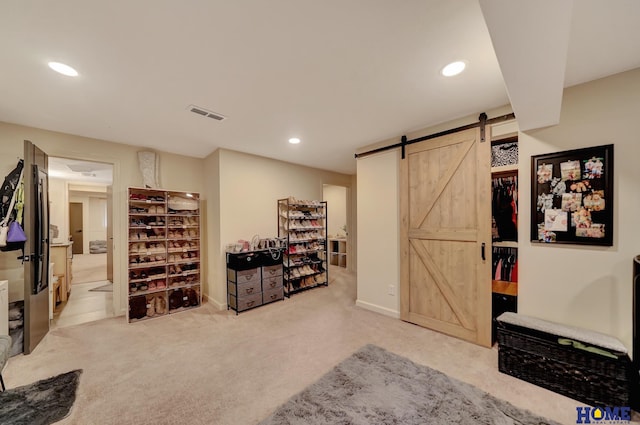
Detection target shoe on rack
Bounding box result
[147,295,156,317]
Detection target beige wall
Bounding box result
[356,68,640,354]
[0,122,205,313]
[518,68,640,353]
[205,148,353,308]
[203,149,221,304]
[356,149,400,317]
[348,174,357,273]
[49,178,68,244]
[323,184,347,237]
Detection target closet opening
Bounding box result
[48,157,115,328]
[322,184,348,270]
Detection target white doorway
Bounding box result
[48,157,114,327]
[323,184,348,270]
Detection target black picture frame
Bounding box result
[530,144,613,246]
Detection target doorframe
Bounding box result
[322,183,352,272]
[69,201,84,255]
[47,155,124,317]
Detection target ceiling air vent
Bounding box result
[188,105,226,121]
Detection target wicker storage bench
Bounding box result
[497,312,639,408]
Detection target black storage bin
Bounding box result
[257,249,284,266]
[497,321,638,409]
[227,252,261,270]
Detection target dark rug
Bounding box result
[0,370,82,425]
[259,345,559,425]
[88,282,113,292]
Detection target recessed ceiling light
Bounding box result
[441,61,466,77]
[48,61,78,77]
[289,138,301,144]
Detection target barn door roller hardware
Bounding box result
[355,112,515,160]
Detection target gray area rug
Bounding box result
[259,345,559,425]
[0,369,82,425]
[88,282,113,292]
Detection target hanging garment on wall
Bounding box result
[0,161,25,249]
[492,176,518,241]
[492,247,518,282]
[0,160,23,225]
[14,175,24,225]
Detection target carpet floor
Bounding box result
[3,267,603,424]
[259,345,559,425]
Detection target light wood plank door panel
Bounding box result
[400,127,492,347]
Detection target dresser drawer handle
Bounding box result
[269,294,277,300]
[268,282,276,288]
[246,301,255,307]
[246,288,254,294]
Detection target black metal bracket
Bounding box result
[17,253,34,263]
[401,135,407,159]
[479,112,488,143]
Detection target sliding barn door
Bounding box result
[400,128,492,347]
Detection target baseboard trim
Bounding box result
[355,299,400,319]
[203,294,226,311]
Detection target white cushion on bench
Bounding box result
[497,312,627,354]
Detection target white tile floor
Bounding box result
[52,280,115,328]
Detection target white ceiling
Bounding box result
[48,157,113,185]
[1,1,639,174]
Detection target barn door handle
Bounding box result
[481,243,486,261]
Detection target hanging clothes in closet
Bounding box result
[492,175,518,241]
[492,247,518,282]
